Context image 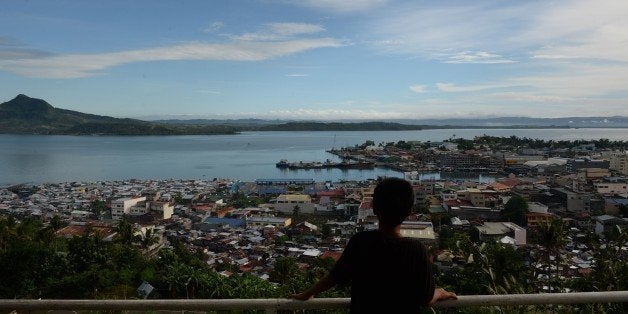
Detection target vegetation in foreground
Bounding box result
[0,215,625,313]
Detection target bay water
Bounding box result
[0,128,626,185]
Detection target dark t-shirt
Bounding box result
[330,230,435,313]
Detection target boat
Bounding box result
[276,159,290,168]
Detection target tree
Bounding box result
[134,228,160,250]
[114,217,135,245]
[502,195,528,226]
[533,218,565,292]
[91,200,107,218]
[321,224,332,239]
[292,205,300,217]
[269,257,299,285]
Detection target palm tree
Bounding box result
[114,217,135,245]
[134,228,160,250]
[534,218,565,292]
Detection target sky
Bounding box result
[1,0,627,120]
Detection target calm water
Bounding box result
[0,129,626,185]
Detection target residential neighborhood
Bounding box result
[1,137,626,297]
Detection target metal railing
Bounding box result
[1,291,626,312]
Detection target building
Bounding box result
[255,179,316,195]
[595,180,628,196]
[594,215,626,235]
[476,222,526,246]
[604,197,628,216]
[246,216,291,228]
[274,194,316,214]
[451,206,501,221]
[458,188,498,208]
[150,201,174,219]
[111,196,147,220]
[526,212,554,229]
[357,196,375,223]
[607,152,628,175]
[400,221,437,245]
[528,202,549,214]
[566,158,609,173]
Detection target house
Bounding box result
[246,216,291,228]
[274,194,316,214]
[594,215,626,235]
[400,221,437,245]
[527,212,554,229]
[357,196,375,223]
[476,222,526,246]
[604,197,628,215]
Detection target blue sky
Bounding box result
[1,0,627,120]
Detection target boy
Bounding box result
[293,177,456,312]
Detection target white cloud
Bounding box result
[202,21,224,33]
[269,23,324,36]
[512,63,628,98]
[409,85,426,93]
[369,3,531,57]
[285,73,308,77]
[518,0,628,62]
[195,90,221,94]
[0,39,342,78]
[436,83,519,93]
[230,23,324,41]
[445,51,515,64]
[487,92,565,103]
[266,107,412,120]
[295,0,389,13]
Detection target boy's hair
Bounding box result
[372,177,414,226]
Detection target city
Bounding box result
[1,136,626,311]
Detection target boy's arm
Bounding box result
[428,288,457,306]
[292,273,336,300]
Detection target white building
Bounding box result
[595,181,628,196]
[111,196,146,220]
[274,194,316,214]
[400,221,436,242]
[608,152,628,175]
[151,201,174,219]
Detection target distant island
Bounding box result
[0,95,238,135]
[1,95,627,135]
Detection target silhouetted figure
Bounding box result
[293,177,456,313]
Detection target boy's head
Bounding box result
[372,177,414,226]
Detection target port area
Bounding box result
[276,159,375,170]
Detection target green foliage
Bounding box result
[456,139,475,151]
[0,94,238,135]
[453,135,627,151]
[502,195,529,226]
[230,192,261,209]
[90,200,107,217]
[438,241,529,296]
[260,122,424,131]
[321,224,332,239]
[270,256,299,285]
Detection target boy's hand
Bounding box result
[429,288,457,306]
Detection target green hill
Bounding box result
[0,95,237,135]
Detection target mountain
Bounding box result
[0,95,237,135]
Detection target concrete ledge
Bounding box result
[1,291,627,311]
